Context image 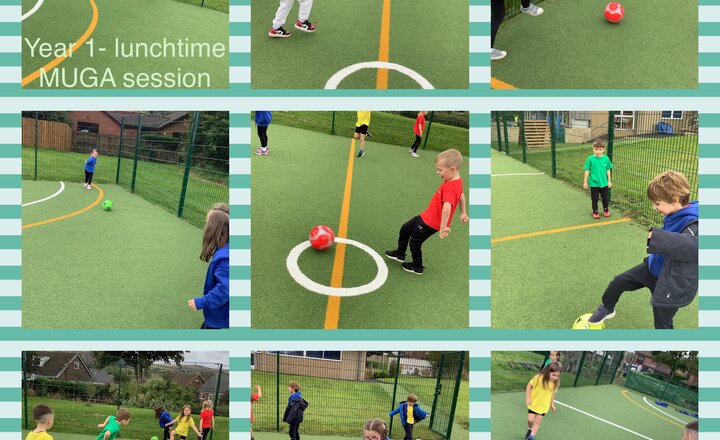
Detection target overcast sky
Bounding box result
[183,351,229,366]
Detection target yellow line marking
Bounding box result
[491,77,518,90]
[22,0,99,87]
[491,217,632,244]
[621,389,686,429]
[23,183,104,229]
[324,138,356,329]
[376,0,391,89]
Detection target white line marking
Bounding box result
[554,400,654,440]
[21,0,44,20]
[491,172,546,177]
[22,181,65,207]
[286,237,389,297]
[325,61,435,89]
[642,397,690,423]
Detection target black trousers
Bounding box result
[602,262,679,329]
[410,134,422,153]
[403,423,414,440]
[257,125,269,148]
[397,216,438,268]
[491,0,531,47]
[288,422,300,440]
[84,170,94,185]
[590,186,610,212]
[163,427,170,440]
[202,427,211,439]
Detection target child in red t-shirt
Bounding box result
[251,385,262,440]
[409,111,428,157]
[386,149,468,274]
[200,400,214,440]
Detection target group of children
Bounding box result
[27,401,215,440]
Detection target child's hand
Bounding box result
[648,230,653,240]
[188,299,197,310]
[608,182,613,188]
[551,402,556,412]
[439,227,451,239]
[97,424,104,428]
[583,181,588,189]
[526,398,532,405]
[460,213,469,223]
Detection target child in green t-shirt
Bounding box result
[582,140,613,219]
[96,408,131,440]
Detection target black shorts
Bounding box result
[355,124,368,135]
[528,409,546,416]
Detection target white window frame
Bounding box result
[271,351,343,362]
[661,111,683,120]
[614,111,635,131]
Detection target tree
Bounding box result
[94,352,186,383]
[21,111,72,125]
[652,351,698,382]
[23,352,42,377]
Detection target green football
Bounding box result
[103,200,113,211]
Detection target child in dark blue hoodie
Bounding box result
[283,381,308,440]
[589,171,699,329]
[388,394,429,440]
[188,203,230,329]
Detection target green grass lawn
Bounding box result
[491,351,546,392]
[251,0,468,89]
[22,0,229,89]
[23,396,229,439]
[251,124,469,329]
[491,0,697,89]
[23,180,208,329]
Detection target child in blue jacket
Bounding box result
[283,381,308,440]
[188,203,230,329]
[388,394,429,440]
[154,405,173,440]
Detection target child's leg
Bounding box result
[170,430,176,440]
[530,414,544,436]
[602,262,656,311]
[257,125,268,148]
[411,135,422,153]
[600,186,610,211]
[408,219,438,268]
[652,306,679,329]
[527,412,535,430]
[203,427,211,438]
[396,216,418,257]
[84,170,91,184]
[164,427,171,440]
[403,423,413,440]
[272,0,295,29]
[590,187,600,213]
[296,0,313,22]
[87,171,94,186]
[359,133,366,149]
[490,0,506,47]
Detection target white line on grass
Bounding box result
[491,172,545,177]
[22,181,64,206]
[21,0,44,20]
[642,397,689,423]
[325,61,434,89]
[554,400,654,440]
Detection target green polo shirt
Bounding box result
[584,154,613,187]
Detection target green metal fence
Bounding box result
[624,371,698,412]
[170,0,229,13]
[259,111,470,156]
[22,111,229,228]
[22,352,229,439]
[491,111,698,227]
[251,351,468,439]
[491,351,625,393]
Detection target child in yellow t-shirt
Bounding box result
[25,404,54,440]
[525,361,560,440]
[167,405,204,440]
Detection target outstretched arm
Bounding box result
[97,416,110,429]
[256,385,263,399]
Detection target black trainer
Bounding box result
[269,26,292,38]
[402,262,424,275]
[385,249,405,262]
[588,304,616,324]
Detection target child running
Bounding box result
[200,400,215,440]
[25,404,54,440]
[188,203,230,329]
[388,394,429,440]
[363,419,390,440]
[84,149,99,190]
[167,405,203,440]
[409,111,428,157]
[525,362,560,440]
[355,111,371,158]
[269,0,315,38]
[588,171,699,329]
[385,149,469,274]
[96,408,131,440]
[155,405,173,440]
[582,140,613,219]
[255,111,272,156]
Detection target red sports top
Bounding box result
[420,178,463,230]
[200,409,214,429]
[414,113,426,136]
[251,393,260,422]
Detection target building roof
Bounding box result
[104,112,189,130]
[34,352,95,381]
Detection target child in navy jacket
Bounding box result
[388,394,429,440]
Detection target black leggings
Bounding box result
[257,125,268,148]
[590,186,610,212]
[202,427,211,439]
[491,0,531,47]
[163,427,170,440]
[84,171,94,185]
[410,135,422,153]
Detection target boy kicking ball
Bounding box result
[269,0,316,38]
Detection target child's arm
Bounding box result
[606,169,612,188]
[388,406,399,417]
[97,416,110,428]
[459,193,469,223]
[212,415,215,429]
[192,262,229,310]
[648,225,698,263]
[439,201,452,238]
[583,170,590,189]
[256,385,263,398]
[551,391,557,412]
[525,381,533,406]
[165,417,178,427]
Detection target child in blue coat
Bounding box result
[388,394,429,440]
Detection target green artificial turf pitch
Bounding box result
[22,0,229,89]
[22,180,207,329]
[492,385,697,440]
[491,0,698,89]
[491,150,698,329]
[251,124,469,329]
[251,0,468,89]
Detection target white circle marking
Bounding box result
[325,61,435,89]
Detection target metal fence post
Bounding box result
[201,0,205,6]
[331,111,336,135]
[178,111,200,218]
[116,117,124,184]
[494,112,502,151]
[276,352,280,432]
[520,113,527,163]
[502,112,510,155]
[210,363,223,440]
[130,115,142,193]
[550,112,557,178]
[22,352,28,429]
[573,352,586,387]
[606,111,615,204]
[388,353,401,436]
[610,352,624,385]
[595,352,609,386]
[422,111,434,150]
[446,352,465,440]
[34,112,38,180]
